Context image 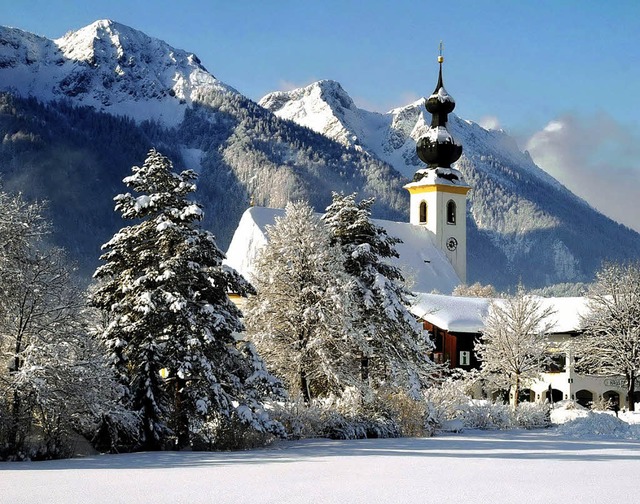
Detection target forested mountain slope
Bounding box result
[1,21,639,289]
[0,22,405,278]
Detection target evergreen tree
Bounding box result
[92,149,283,449]
[322,192,435,396]
[245,201,357,403]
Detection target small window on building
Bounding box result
[459,351,470,366]
[447,200,456,225]
[544,353,566,373]
[419,201,427,224]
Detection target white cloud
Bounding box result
[478,115,501,130]
[526,113,640,234]
[277,78,317,92]
[353,91,422,114]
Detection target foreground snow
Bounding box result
[3,416,640,504]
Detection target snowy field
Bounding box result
[2,409,640,504]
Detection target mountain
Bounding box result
[0,21,406,278]
[260,80,640,289]
[1,21,638,290]
[0,20,235,125]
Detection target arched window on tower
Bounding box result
[447,200,456,225]
[419,201,427,224]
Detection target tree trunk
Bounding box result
[300,369,311,404]
[9,388,22,449]
[174,377,189,449]
[9,331,25,449]
[361,355,369,381]
[511,374,520,410]
[627,372,635,412]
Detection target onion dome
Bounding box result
[416,50,462,169]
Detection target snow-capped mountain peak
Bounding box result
[262,81,435,176]
[260,80,389,152]
[0,20,237,125]
[260,80,356,116]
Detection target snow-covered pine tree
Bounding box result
[322,192,435,397]
[245,201,357,403]
[92,149,283,450]
[475,284,555,408]
[575,261,640,411]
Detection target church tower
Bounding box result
[404,48,471,283]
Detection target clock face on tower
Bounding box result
[446,237,458,251]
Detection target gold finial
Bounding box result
[438,40,444,63]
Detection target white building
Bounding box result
[225,206,462,295]
[411,293,633,408]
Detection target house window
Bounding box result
[544,353,566,373]
[447,200,456,224]
[419,201,427,224]
[459,351,470,366]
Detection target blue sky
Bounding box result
[2,0,640,231]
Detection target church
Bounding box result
[226,52,469,295]
[224,53,633,409]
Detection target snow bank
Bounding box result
[551,402,640,439]
[556,412,638,439]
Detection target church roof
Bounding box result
[224,206,462,294]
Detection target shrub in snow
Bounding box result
[190,413,276,451]
[424,378,473,430]
[511,402,551,429]
[424,377,550,431]
[268,389,415,441]
[320,410,401,440]
[589,395,615,412]
[460,401,512,430]
[269,399,327,440]
[373,388,430,437]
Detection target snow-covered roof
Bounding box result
[410,293,590,335]
[535,296,590,334]
[224,206,462,295]
[411,293,490,333]
[404,167,469,189]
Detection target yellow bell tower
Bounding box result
[404,45,470,283]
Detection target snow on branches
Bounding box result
[245,194,438,407]
[475,284,556,409]
[245,201,357,403]
[575,262,640,411]
[323,192,436,396]
[92,149,283,449]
